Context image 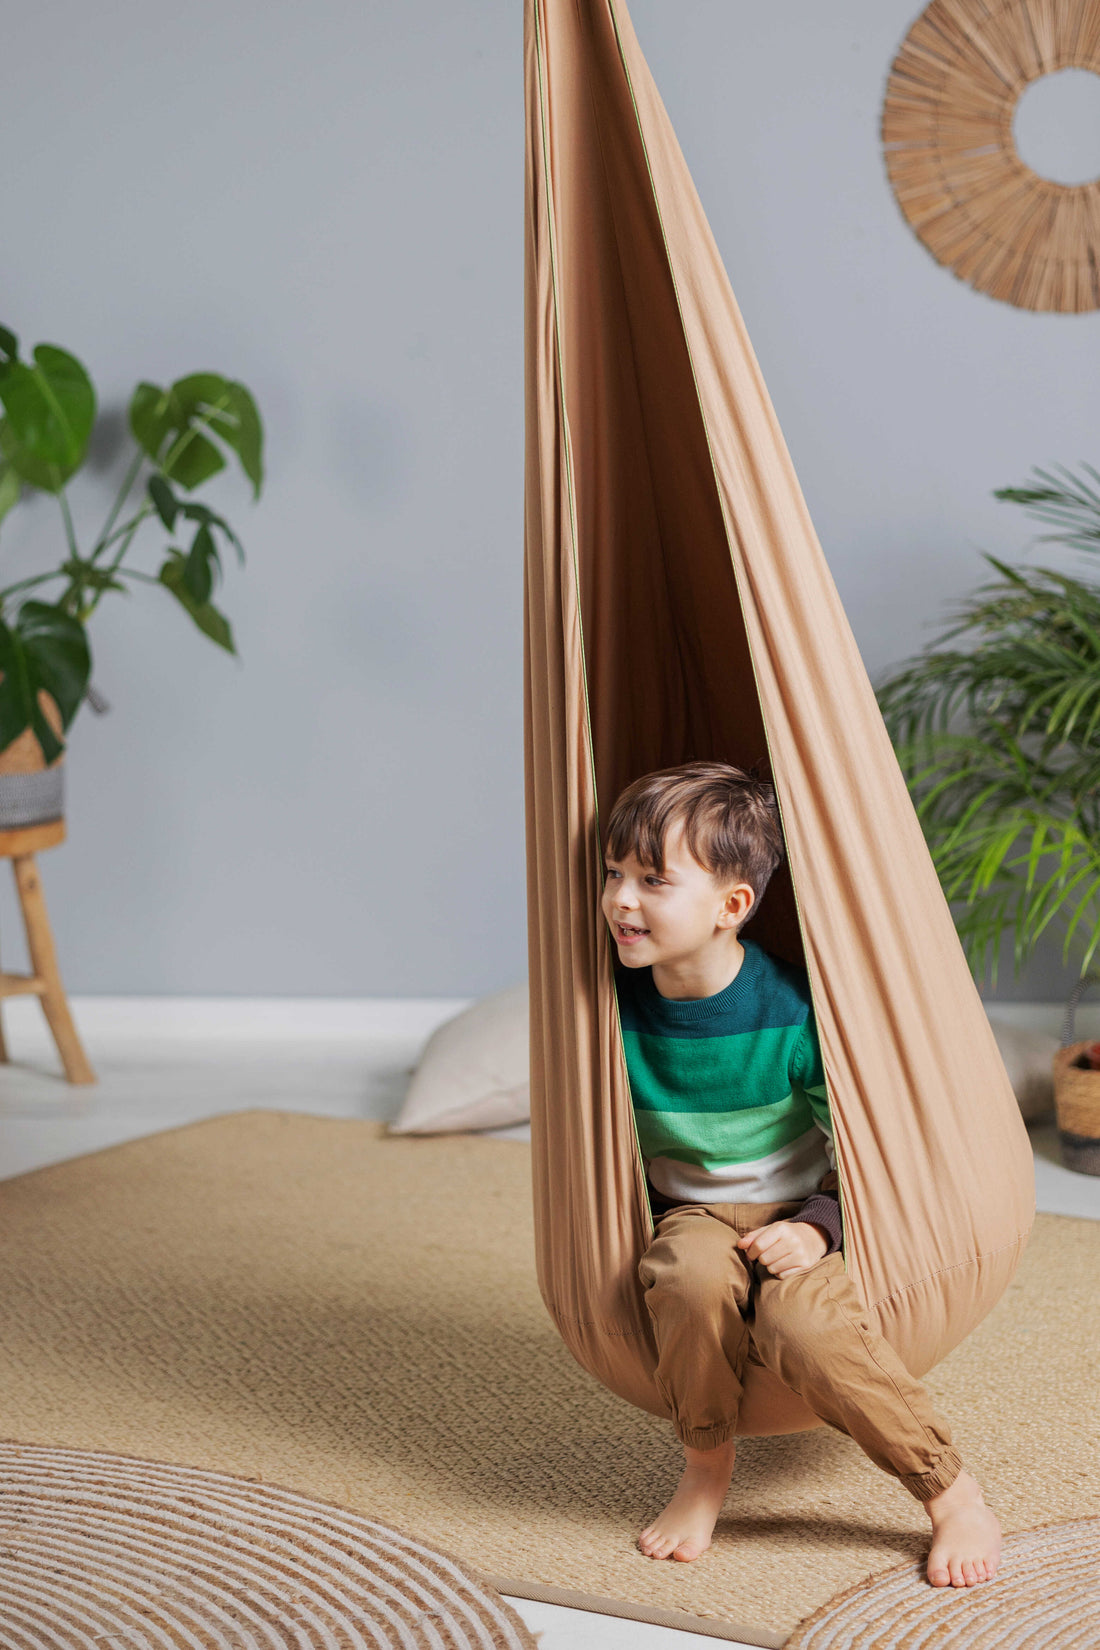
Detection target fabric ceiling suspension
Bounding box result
[522,0,1035,1433]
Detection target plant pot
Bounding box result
[0,695,64,832]
[1052,1041,1100,1175]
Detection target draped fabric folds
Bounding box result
[522,0,1035,1434]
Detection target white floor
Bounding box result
[0,995,1096,1650]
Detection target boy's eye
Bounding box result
[646,876,664,886]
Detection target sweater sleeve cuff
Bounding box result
[796,1192,843,1256]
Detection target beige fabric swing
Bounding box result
[522,0,1036,1436]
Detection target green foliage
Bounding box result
[158,552,235,654]
[130,372,263,497]
[877,464,1100,986]
[0,604,92,763]
[0,333,96,492]
[0,324,264,757]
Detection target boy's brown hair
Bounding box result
[603,760,784,927]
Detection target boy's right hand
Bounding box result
[738,1220,828,1279]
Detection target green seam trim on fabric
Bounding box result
[532,1,588,776]
[606,0,851,1270]
[532,0,653,1239]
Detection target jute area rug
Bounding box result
[0,1113,1095,1647]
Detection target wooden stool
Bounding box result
[0,819,95,1085]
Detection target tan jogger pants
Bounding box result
[638,1197,963,1502]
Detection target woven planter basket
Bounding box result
[0,695,64,832]
[1054,973,1100,1176]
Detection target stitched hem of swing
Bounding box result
[547,1309,651,1337]
[864,1223,1034,1314]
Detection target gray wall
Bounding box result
[1,1,1096,999]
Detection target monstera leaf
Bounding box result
[0,324,263,746]
[0,461,20,529]
[148,474,240,653]
[0,601,92,760]
[158,553,235,654]
[0,329,96,493]
[130,373,263,496]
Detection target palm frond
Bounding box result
[939,813,1100,984]
[992,463,1100,556]
[877,464,1100,984]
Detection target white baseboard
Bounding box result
[984,1001,1100,1039]
[3,996,473,1045]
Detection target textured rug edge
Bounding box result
[0,1107,324,1186]
[482,1574,785,1647]
[782,1553,925,1649]
[0,1438,541,1646]
[782,1515,1100,1649]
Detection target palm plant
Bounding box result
[876,464,1100,987]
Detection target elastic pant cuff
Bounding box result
[675,1421,737,1451]
[901,1449,964,1503]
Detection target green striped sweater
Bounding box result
[614,938,843,1251]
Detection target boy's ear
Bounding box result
[718,882,755,929]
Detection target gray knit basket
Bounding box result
[0,768,64,830]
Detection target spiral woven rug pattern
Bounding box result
[786,1517,1100,1649]
[0,1442,536,1649]
[0,1113,1095,1645]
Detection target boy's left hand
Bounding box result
[738,1220,828,1278]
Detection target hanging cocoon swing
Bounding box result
[522,0,1036,1437]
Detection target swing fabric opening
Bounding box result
[522,0,1035,1435]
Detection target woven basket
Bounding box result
[1054,973,1100,1176]
[0,693,64,831]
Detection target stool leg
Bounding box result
[12,854,95,1085]
[0,907,7,1063]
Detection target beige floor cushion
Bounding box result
[389,981,529,1134]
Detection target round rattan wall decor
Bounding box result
[882,0,1100,312]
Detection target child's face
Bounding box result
[601,819,754,969]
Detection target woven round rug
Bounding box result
[0,1441,537,1649]
[785,1517,1100,1648]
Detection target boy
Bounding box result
[601,760,1001,1588]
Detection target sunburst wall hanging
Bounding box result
[881,0,1100,312]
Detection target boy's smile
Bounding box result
[601,820,756,1000]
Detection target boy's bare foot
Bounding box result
[923,1469,1002,1587]
[638,1438,736,1562]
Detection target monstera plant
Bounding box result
[0,323,264,761]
